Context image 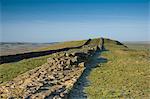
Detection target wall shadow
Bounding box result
[0,39,91,64]
[68,50,108,99]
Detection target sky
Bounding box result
[1,0,150,43]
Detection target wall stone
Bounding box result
[0,38,104,99]
[0,46,99,99]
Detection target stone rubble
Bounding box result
[0,45,100,99]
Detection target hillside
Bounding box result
[0,38,149,99]
[84,39,150,98]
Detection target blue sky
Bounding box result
[1,0,149,42]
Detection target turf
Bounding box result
[84,40,150,98]
[0,54,51,83]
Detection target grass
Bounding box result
[0,39,87,83]
[88,38,101,46]
[84,40,150,98]
[34,39,87,51]
[1,38,149,98]
[0,54,51,83]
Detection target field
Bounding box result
[85,40,150,98]
[0,43,52,56]
[0,38,149,98]
[124,41,150,50]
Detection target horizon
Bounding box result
[0,38,150,44]
[1,0,150,43]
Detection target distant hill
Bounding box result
[0,42,53,56]
[123,41,150,44]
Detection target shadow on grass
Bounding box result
[68,50,108,99]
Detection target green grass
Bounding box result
[85,40,150,98]
[0,55,51,83]
[34,39,87,51]
[0,39,88,83]
[1,38,149,98]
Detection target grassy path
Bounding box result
[68,51,107,99]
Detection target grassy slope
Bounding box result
[34,40,87,51]
[0,39,87,83]
[85,39,150,98]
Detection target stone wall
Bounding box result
[0,39,92,64]
[0,45,99,99]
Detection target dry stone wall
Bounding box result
[0,39,92,64]
[0,45,99,99]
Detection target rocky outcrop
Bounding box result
[0,45,99,99]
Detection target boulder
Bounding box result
[78,62,85,68]
[71,56,78,63]
[70,53,75,56]
[47,58,55,64]
[64,53,69,57]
